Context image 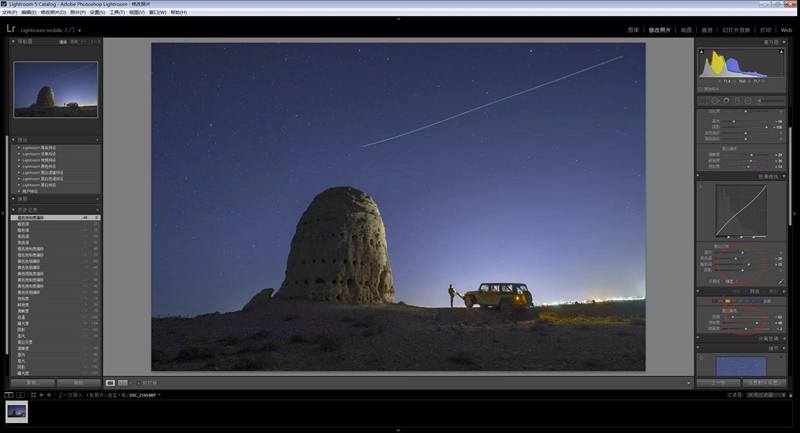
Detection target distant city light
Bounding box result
[536,296,645,307]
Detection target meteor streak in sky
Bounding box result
[362,55,625,148]
[47,64,96,82]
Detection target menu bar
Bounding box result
[0,1,797,17]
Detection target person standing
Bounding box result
[448,284,456,308]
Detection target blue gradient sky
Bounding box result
[14,62,98,107]
[7,405,26,416]
[151,43,645,317]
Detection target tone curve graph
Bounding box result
[716,185,768,238]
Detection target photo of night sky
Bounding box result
[14,62,98,107]
[151,43,645,317]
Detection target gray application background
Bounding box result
[101,38,695,385]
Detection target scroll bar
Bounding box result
[5,135,8,355]
[790,127,792,227]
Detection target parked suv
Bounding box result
[462,283,533,315]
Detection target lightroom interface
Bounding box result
[2,1,796,429]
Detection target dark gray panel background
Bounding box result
[696,296,786,305]
[13,144,102,195]
[9,219,102,377]
[695,241,787,287]
[696,306,786,334]
[695,108,787,145]
[101,38,695,383]
[100,375,694,390]
[696,144,786,172]
[696,45,787,94]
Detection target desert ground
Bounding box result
[15,106,97,118]
[152,299,645,372]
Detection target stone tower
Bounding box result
[35,87,55,107]
[276,187,395,304]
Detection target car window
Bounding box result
[515,286,523,294]
[501,285,512,293]
[518,285,528,292]
[479,284,490,292]
[489,285,500,292]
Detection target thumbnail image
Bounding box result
[151,43,646,371]
[6,402,27,424]
[7,405,26,418]
[14,61,98,118]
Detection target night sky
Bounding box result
[7,405,26,416]
[151,43,645,317]
[14,62,98,107]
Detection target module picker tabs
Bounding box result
[694,37,789,391]
[7,38,103,386]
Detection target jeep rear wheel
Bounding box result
[464,296,475,308]
[500,303,513,317]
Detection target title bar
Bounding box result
[0,1,797,17]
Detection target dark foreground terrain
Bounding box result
[152,299,645,371]
[15,106,97,117]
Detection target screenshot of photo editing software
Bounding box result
[1,1,796,429]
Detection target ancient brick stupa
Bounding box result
[275,187,395,304]
[33,86,55,107]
